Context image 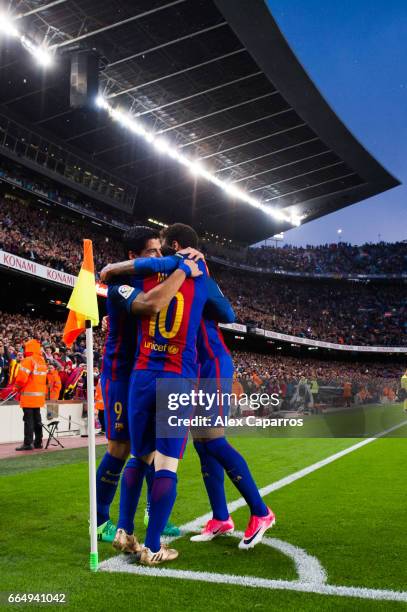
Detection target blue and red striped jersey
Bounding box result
[133,260,209,376]
[197,278,236,364]
[101,278,141,381]
[197,318,231,363]
[101,256,182,381]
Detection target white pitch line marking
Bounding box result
[181,419,407,533]
[100,536,407,603]
[100,419,407,602]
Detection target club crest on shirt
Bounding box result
[118,285,134,300]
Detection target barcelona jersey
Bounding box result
[132,260,209,377]
[197,277,235,365]
[101,277,140,381]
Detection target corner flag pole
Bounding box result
[86,319,98,572]
[62,239,100,572]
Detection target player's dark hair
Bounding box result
[161,223,199,249]
[123,226,160,257]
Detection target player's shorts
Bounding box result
[128,370,195,459]
[100,374,129,442]
[198,354,235,421]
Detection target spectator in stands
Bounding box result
[246,241,407,275]
[0,341,7,388]
[0,192,405,346]
[46,363,62,401]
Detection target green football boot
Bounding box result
[96,519,117,543]
[144,509,181,537]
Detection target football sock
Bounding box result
[194,440,229,521]
[96,452,126,526]
[145,469,177,553]
[117,457,149,534]
[145,462,155,516]
[206,438,268,517]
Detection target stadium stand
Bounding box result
[0,310,402,403]
[245,243,407,275]
[1,193,405,347]
[214,268,406,347]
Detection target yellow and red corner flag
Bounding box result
[63,239,99,347]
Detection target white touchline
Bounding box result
[100,419,407,602]
[180,419,407,533]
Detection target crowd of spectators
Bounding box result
[0,310,105,397]
[0,159,132,229]
[0,310,403,408]
[214,268,406,347]
[0,197,122,275]
[1,194,406,347]
[233,350,402,412]
[246,242,407,275]
[234,350,401,388]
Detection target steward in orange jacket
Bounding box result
[95,379,105,434]
[343,381,352,407]
[95,380,104,412]
[0,339,47,451]
[46,365,62,400]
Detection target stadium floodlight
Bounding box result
[0,13,19,37]
[153,138,172,155]
[148,217,168,228]
[21,35,53,67]
[95,95,108,109]
[0,13,53,68]
[188,161,205,176]
[291,215,302,226]
[31,46,53,67]
[96,95,301,226]
[222,182,244,200]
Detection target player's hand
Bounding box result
[178,247,205,262]
[182,259,203,278]
[101,316,109,333]
[99,264,115,283]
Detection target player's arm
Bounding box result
[110,260,202,316]
[100,249,205,282]
[203,277,236,323]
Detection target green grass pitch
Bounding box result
[1,427,407,611]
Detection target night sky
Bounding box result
[264,0,406,246]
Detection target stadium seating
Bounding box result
[0,310,402,403]
[1,194,405,347]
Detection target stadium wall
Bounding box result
[0,402,84,444]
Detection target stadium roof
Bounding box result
[0,0,400,243]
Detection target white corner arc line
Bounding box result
[181,419,407,533]
[100,419,407,602]
[257,535,327,584]
[100,551,407,603]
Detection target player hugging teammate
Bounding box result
[97,223,275,565]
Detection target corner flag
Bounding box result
[62,239,100,572]
[63,239,99,347]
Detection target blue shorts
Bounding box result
[198,355,235,420]
[100,374,130,442]
[128,370,195,459]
